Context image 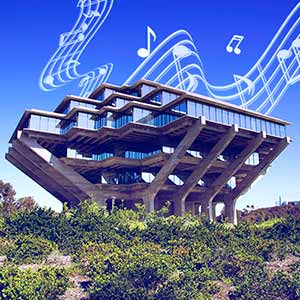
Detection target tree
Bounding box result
[0,180,16,202]
[0,179,37,217]
[17,196,38,212]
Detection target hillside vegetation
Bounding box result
[0,181,300,299]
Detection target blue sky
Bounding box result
[0,0,299,211]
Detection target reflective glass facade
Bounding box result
[124,150,161,159]
[25,85,287,139]
[29,115,61,134]
[185,100,286,137]
[63,100,96,114]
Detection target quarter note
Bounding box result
[277,49,293,83]
[172,45,192,90]
[226,35,244,55]
[137,26,157,58]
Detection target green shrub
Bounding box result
[0,238,13,256]
[0,266,69,300]
[80,241,208,300]
[229,271,299,300]
[6,235,57,264]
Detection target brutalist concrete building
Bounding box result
[6,80,291,224]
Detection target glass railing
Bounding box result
[185,100,286,137]
[28,115,61,134]
[25,97,287,138]
[63,100,96,114]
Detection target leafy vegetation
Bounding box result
[6,235,57,264]
[0,180,300,299]
[0,267,69,300]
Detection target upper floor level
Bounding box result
[10,79,290,142]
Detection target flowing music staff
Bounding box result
[39,0,114,97]
[125,2,300,115]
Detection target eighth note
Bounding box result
[226,35,244,55]
[137,26,157,58]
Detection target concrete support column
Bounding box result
[95,197,106,208]
[201,201,214,221]
[111,197,116,209]
[144,194,155,213]
[174,198,185,216]
[212,203,217,221]
[200,201,209,218]
[224,200,237,225]
[193,203,200,216]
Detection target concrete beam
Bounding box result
[172,125,239,216]
[5,151,77,205]
[200,131,266,219]
[9,145,85,206]
[225,136,291,204]
[146,116,206,198]
[15,134,106,205]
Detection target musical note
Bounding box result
[234,75,255,107]
[137,26,157,58]
[78,0,105,7]
[186,72,199,91]
[172,45,192,90]
[59,23,88,47]
[125,3,300,115]
[257,63,274,104]
[83,10,101,18]
[226,35,244,55]
[40,0,114,94]
[277,49,293,83]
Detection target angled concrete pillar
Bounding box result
[224,137,291,205]
[172,125,238,211]
[147,116,206,197]
[200,131,266,220]
[15,133,103,204]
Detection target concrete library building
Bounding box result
[7,80,290,224]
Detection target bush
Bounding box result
[80,241,208,300]
[0,238,13,257]
[6,235,57,264]
[0,266,69,300]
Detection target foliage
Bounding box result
[79,241,209,300]
[0,198,300,299]
[0,238,13,257]
[6,235,57,264]
[0,266,69,300]
[0,180,37,218]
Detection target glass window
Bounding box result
[187,101,196,117]
[216,108,223,123]
[141,84,156,97]
[161,91,178,105]
[228,111,235,125]
[29,115,40,130]
[210,106,217,122]
[203,104,210,120]
[223,110,229,125]
[195,102,203,117]
[151,92,162,104]
[115,98,129,109]
[96,92,104,101]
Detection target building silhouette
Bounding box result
[6,80,291,224]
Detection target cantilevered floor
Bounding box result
[7,80,291,224]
